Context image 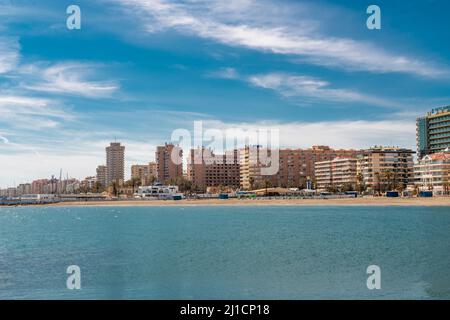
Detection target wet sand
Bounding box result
[39,197,450,207]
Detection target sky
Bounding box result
[0,0,449,187]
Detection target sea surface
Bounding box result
[0,205,449,299]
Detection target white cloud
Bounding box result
[199,118,416,151]
[247,72,404,108]
[0,95,74,129]
[206,67,239,79]
[21,62,119,98]
[0,37,19,73]
[113,0,448,78]
[0,134,10,144]
[0,138,157,188]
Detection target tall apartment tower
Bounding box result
[106,142,125,186]
[416,106,450,159]
[155,143,183,182]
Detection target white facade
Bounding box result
[136,184,181,199]
[414,150,450,195]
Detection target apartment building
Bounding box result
[240,145,359,190]
[357,146,415,193]
[315,158,358,191]
[96,165,107,187]
[106,142,125,186]
[155,143,183,182]
[414,149,450,195]
[31,179,50,194]
[187,148,240,191]
[131,162,157,185]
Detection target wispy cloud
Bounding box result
[206,68,404,108]
[247,72,404,108]
[0,37,19,74]
[20,62,119,98]
[0,95,75,129]
[113,0,448,78]
[205,67,239,79]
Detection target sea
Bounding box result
[0,205,449,299]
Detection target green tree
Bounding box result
[249,177,255,190]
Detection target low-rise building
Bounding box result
[414,149,450,195]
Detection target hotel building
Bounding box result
[416,106,450,159]
[315,158,358,191]
[414,149,450,195]
[187,148,240,191]
[357,146,415,193]
[106,142,125,186]
[156,143,183,182]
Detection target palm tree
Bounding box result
[443,182,450,195]
[249,177,255,190]
[356,172,365,193]
[264,179,272,195]
[383,169,394,191]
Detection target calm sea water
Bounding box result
[0,205,449,299]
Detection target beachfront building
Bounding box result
[81,176,97,190]
[315,161,332,190]
[315,158,358,191]
[17,183,32,196]
[106,142,125,186]
[31,179,50,194]
[416,105,450,159]
[187,148,240,191]
[155,143,183,183]
[239,145,359,190]
[357,146,415,194]
[96,165,107,187]
[135,184,181,200]
[414,149,450,195]
[239,145,273,190]
[131,162,157,185]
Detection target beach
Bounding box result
[38,196,450,207]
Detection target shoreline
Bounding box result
[3,197,449,207]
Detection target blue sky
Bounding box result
[0,0,449,187]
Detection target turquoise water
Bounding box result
[0,205,449,299]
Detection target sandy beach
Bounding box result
[30,196,450,207]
